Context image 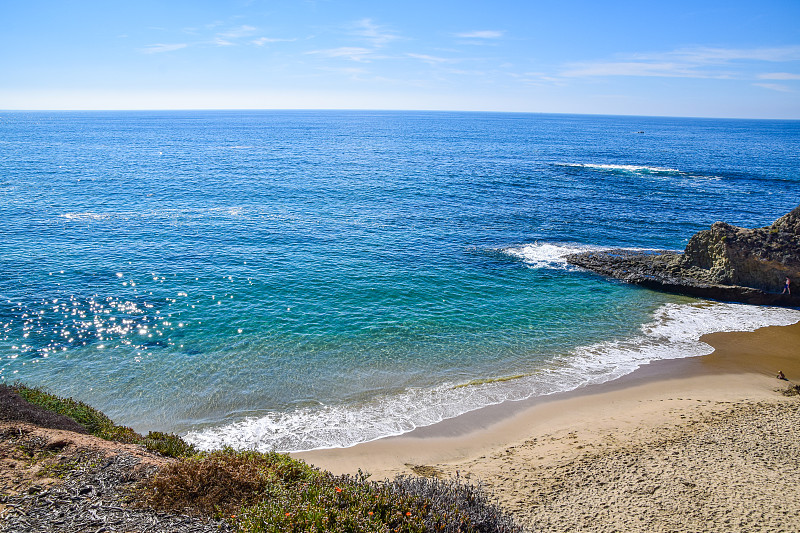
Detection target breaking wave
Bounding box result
[184,301,800,453]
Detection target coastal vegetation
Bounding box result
[144,448,523,532]
[1,383,525,532]
[10,383,196,458]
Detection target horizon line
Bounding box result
[1,108,799,121]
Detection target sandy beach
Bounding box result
[296,321,800,532]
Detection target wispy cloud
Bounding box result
[318,66,369,76]
[509,72,566,86]
[758,72,800,80]
[406,53,452,65]
[153,22,295,50]
[210,24,261,46]
[561,61,724,79]
[306,47,375,62]
[305,19,398,63]
[252,37,295,46]
[560,46,800,79]
[141,21,293,53]
[140,43,188,54]
[351,18,399,47]
[754,83,793,92]
[218,25,257,39]
[677,46,800,62]
[455,30,504,39]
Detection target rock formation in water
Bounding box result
[567,205,800,306]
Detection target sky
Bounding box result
[2,0,799,118]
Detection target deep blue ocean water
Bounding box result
[1,110,799,451]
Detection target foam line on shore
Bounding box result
[184,302,800,453]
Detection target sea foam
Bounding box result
[184,301,800,453]
[557,163,681,174]
[555,162,722,181]
[501,242,607,270]
[500,242,664,270]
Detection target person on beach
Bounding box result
[782,277,791,295]
[777,370,787,381]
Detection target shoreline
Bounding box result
[296,321,800,475]
[295,320,800,529]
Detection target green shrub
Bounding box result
[236,470,429,533]
[141,448,525,532]
[11,383,194,458]
[11,383,525,531]
[141,448,323,518]
[12,384,122,437]
[142,431,197,458]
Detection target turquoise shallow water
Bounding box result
[1,111,799,451]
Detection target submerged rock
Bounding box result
[567,206,800,306]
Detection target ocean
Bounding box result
[1,110,799,452]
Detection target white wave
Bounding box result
[556,163,722,181]
[563,302,800,381]
[501,242,607,270]
[500,242,663,270]
[184,301,800,453]
[60,212,111,221]
[557,163,681,173]
[59,206,264,222]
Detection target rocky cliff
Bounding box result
[567,206,800,306]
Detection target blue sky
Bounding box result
[2,0,799,118]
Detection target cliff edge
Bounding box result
[567,205,800,306]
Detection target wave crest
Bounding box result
[555,163,721,180]
[557,163,680,174]
[500,242,663,270]
[184,302,800,453]
[500,242,607,270]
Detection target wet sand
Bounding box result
[296,321,800,531]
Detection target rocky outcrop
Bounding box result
[567,206,800,307]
